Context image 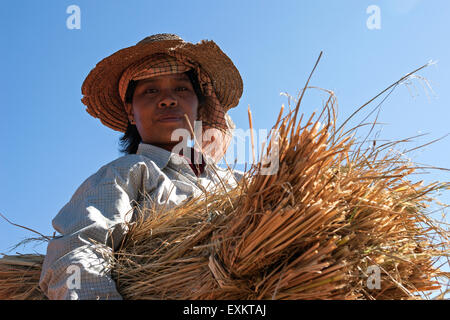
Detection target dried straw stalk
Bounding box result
[0,254,46,300]
[0,59,448,300]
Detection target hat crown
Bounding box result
[137,33,183,45]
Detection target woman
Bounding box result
[39,33,244,300]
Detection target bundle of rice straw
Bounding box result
[0,254,45,300]
[1,57,448,300]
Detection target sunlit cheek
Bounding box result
[133,101,156,121]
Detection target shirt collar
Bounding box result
[136,143,172,169]
[135,142,213,171]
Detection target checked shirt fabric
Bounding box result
[39,142,243,300]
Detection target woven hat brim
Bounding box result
[81,39,243,132]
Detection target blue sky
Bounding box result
[0,0,448,282]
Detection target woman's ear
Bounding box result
[196,102,202,121]
[124,102,135,124]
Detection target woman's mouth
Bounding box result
[158,117,183,122]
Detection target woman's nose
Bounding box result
[158,93,178,108]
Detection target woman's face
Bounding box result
[125,72,199,152]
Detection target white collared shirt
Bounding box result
[39,143,244,300]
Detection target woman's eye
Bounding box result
[142,87,189,95]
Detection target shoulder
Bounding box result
[104,153,149,171]
[71,154,163,199]
[97,153,168,176]
[92,154,150,180]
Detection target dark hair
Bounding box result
[119,69,205,155]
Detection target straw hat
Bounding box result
[80,33,243,133]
